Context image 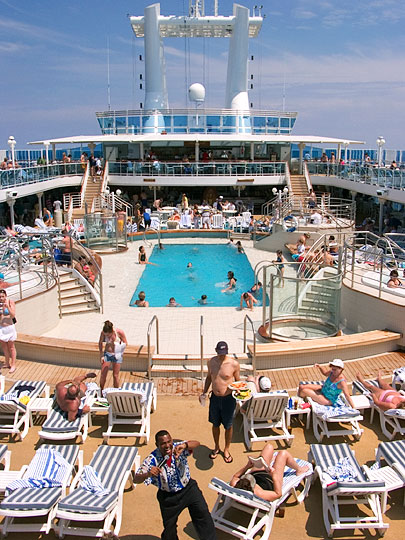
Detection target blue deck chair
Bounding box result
[0,444,81,536]
[54,445,139,538]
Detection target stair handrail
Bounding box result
[147,315,159,380]
[243,314,256,375]
[200,315,204,381]
[284,161,292,192]
[303,162,313,192]
[79,163,90,209]
[100,161,109,194]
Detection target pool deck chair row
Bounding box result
[373,440,405,513]
[0,444,81,537]
[209,456,313,540]
[0,379,49,441]
[308,443,388,537]
[103,382,157,444]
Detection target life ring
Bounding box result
[282,215,298,232]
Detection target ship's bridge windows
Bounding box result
[267,117,279,129]
[290,118,296,129]
[280,117,290,128]
[163,116,173,132]
[223,115,236,133]
[173,115,187,133]
[100,117,114,134]
[206,115,221,133]
[115,117,127,133]
[253,116,265,134]
[128,116,141,134]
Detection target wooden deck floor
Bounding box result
[3,350,405,393]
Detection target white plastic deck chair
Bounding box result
[211,213,224,229]
[0,444,10,472]
[180,212,192,229]
[353,378,405,440]
[0,444,81,537]
[392,366,405,391]
[209,455,313,540]
[0,379,48,441]
[300,380,363,442]
[242,391,294,450]
[102,382,156,444]
[54,445,139,538]
[309,443,388,537]
[38,390,96,443]
[240,211,251,231]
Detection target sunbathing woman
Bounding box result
[230,444,309,502]
[298,359,355,408]
[357,371,405,410]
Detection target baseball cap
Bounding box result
[215,341,228,355]
[259,376,271,391]
[330,358,344,369]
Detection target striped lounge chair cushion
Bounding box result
[211,457,312,507]
[310,443,385,493]
[121,382,154,403]
[0,444,8,463]
[377,440,405,467]
[42,406,81,433]
[0,380,46,413]
[57,445,138,514]
[0,444,79,511]
[351,379,379,395]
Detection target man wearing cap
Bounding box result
[200,341,240,463]
[245,375,271,394]
[298,359,355,408]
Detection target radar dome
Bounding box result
[188,83,205,102]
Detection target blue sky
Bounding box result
[1,0,404,149]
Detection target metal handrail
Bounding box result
[200,315,204,381]
[303,162,313,192]
[243,314,256,375]
[147,315,159,380]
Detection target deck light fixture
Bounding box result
[7,136,16,168]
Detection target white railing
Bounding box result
[303,162,313,192]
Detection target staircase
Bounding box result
[58,270,99,316]
[71,175,102,219]
[289,175,310,212]
[297,268,340,322]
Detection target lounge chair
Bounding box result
[0,379,49,440]
[392,366,405,391]
[352,377,405,440]
[0,444,81,536]
[54,445,139,538]
[38,389,96,443]
[300,380,363,442]
[209,454,313,540]
[309,443,388,537]
[242,391,294,450]
[366,440,405,513]
[0,444,10,471]
[102,382,156,444]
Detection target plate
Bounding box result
[232,389,252,402]
[228,381,248,391]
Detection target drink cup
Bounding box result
[199,394,206,407]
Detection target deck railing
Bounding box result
[0,163,83,190]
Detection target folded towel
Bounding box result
[311,398,360,420]
[79,465,110,496]
[325,457,358,483]
[385,409,405,418]
[0,393,19,401]
[6,448,70,494]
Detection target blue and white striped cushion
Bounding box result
[352,379,379,395]
[0,380,47,413]
[310,443,385,493]
[42,406,81,433]
[57,446,138,514]
[7,379,46,398]
[378,440,405,467]
[0,444,8,463]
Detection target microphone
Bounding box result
[156,454,170,468]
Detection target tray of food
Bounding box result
[228,381,248,391]
[232,388,252,402]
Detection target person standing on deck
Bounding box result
[200,341,240,464]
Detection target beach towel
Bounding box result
[79,465,110,496]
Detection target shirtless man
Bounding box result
[200,341,240,463]
[55,372,96,421]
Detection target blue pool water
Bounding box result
[130,244,257,307]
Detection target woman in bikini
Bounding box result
[98,320,127,390]
[298,358,355,408]
[357,371,405,411]
[222,271,237,293]
[230,444,309,502]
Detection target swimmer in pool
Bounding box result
[222,271,237,293]
[130,291,149,307]
[167,297,182,307]
[187,262,193,268]
[240,291,258,311]
[235,241,244,253]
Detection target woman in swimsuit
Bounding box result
[298,359,355,408]
[387,270,403,288]
[98,320,127,390]
[0,289,17,373]
[230,444,309,502]
[357,371,405,411]
[222,271,237,293]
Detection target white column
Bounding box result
[298,142,305,174]
[37,192,43,218]
[195,141,199,163]
[52,143,56,162]
[7,199,15,230]
[225,4,250,110]
[250,142,255,161]
[144,3,168,110]
[44,143,50,164]
[88,142,96,156]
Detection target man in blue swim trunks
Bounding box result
[200,341,240,463]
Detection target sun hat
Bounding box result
[258,376,271,392]
[330,358,344,369]
[215,341,228,355]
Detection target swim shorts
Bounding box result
[103,352,123,365]
[209,393,236,429]
[0,324,17,342]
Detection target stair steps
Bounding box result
[58,270,100,316]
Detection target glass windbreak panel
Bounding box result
[115,117,127,133]
[103,117,114,130]
[128,116,140,128]
[253,116,265,127]
[173,115,187,127]
[290,118,296,129]
[84,214,127,252]
[207,115,220,127]
[267,117,279,128]
[280,117,290,128]
[223,115,236,133]
[163,115,173,131]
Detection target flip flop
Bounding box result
[223,453,233,464]
[209,449,220,460]
[9,367,16,374]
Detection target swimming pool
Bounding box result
[130,243,257,307]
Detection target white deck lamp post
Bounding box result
[272,186,289,220]
[7,136,16,168]
[376,136,385,167]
